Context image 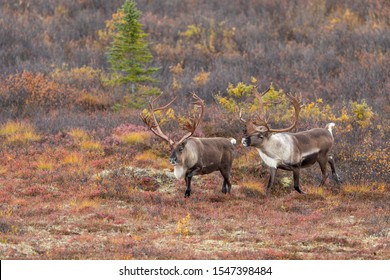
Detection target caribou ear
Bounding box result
[254,125,269,133]
[178,141,187,152]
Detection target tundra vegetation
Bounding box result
[0,0,389,259]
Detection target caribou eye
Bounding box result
[258,134,264,139]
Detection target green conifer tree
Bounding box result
[107,0,158,88]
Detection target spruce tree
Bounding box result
[107,0,158,87]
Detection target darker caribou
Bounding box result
[140,93,236,197]
[241,87,342,194]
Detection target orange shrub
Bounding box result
[76,91,112,111]
[0,71,75,117]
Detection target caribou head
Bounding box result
[241,87,302,148]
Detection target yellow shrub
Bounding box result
[219,82,285,117]
[172,76,182,92]
[70,198,101,211]
[169,62,184,76]
[70,66,102,81]
[227,82,254,98]
[242,180,263,193]
[62,153,84,166]
[134,150,158,162]
[80,140,103,153]
[119,131,150,145]
[215,96,238,113]
[377,184,386,193]
[68,128,90,143]
[0,121,41,144]
[36,160,53,171]
[351,100,373,128]
[51,65,102,82]
[307,187,326,197]
[327,8,361,30]
[68,128,103,153]
[193,71,210,87]
[176,213,190,237]
[180,24,202,38]
[79,199,100,210]
[0,122,22,136]
[343,184,372,194]
[134,150,171,169]
[166,108,175,120]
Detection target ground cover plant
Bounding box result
[0,0,389,259]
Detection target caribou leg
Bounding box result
[318,158,329,187]
[293,168,304,193]
[266,167,277,194]
[184,167,200,198]
[184,176,192,198]
[328,156,342,184]
[220,169,232,194]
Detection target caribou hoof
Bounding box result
[335,175,343,184]
[184,190,191,198]
[294,186,305,194]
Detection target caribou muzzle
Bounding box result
[169,151,178,166]
[241,137,250,147]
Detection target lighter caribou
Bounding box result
[241,88,342,194]
[140,93,236,198]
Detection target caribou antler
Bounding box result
[176,92,204,144]
[254,88,269,123]
[239,108,246,123]
[253,86,282,126]
[254,86,271,97]
[243,86,302,133]
[237,86,271,123]
[140,93,205,147]
[140,94,177,146]
[268,92,302,133]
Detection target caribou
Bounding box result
[241,87,342,194]
[140,93,236,198]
